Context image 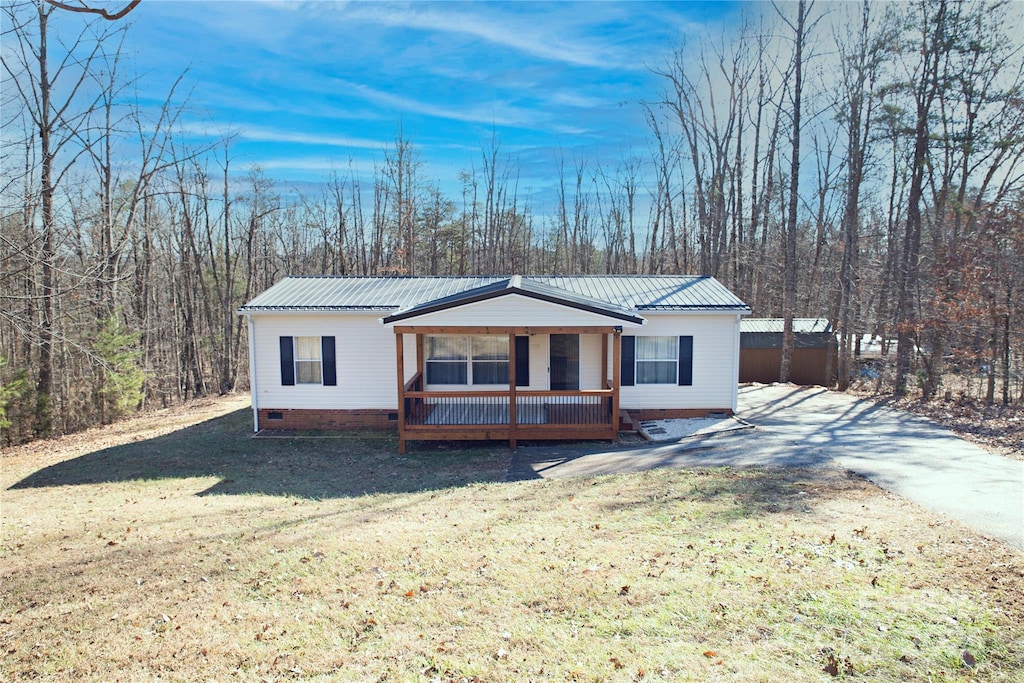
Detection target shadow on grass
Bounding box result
[9,408,511,500]
[593,466,869,525]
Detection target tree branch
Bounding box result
[43,0,142,21]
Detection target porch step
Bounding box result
[618,409,638,432]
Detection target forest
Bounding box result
[1,0,1022,446]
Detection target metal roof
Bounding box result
[740,318,832,334]
[382,276,646,325]
[239,275,750,314]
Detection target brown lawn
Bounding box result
[2,395,1022,681]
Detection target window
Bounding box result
[472,336,509,384]
[426,336,467,384]
[294,336,323,384]
[279,336,336,387]
[636,336,678,384]
[620,335,692,387]
[426,335,509,385]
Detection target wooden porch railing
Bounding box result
[394,327,623,453]
[398,377,616,451]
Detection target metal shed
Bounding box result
[739,318,836,386]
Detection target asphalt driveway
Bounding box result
[508,384,1024,550]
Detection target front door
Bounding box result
[549,334,579,390]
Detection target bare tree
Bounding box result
[776,0,812,383]
[834,0,882,390]
[43,0,141,21]
[2,2,124,433]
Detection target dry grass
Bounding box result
[2,397,1023,681]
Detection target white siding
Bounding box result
[619,313,740,410]
[251,313,405,409]
[580,333,603,389]
[420,333,607,392]
[247,310,741,412]
[391,293,642,328]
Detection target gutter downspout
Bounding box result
[732,313,743,413]
[246,314,259,432]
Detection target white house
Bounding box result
[238,275,750,452]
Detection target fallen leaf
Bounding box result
[609,656,624,669]
[962,650,976,668]
[405,590,414,597]
[703,650,717,658]
[618,585,630,595]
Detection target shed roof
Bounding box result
[239,275,750,314]
[740,318,832,334]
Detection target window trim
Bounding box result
[425,334,510,386]
[634,335,679,385]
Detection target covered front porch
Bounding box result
[394,326,623,453]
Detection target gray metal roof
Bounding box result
[239,275,750,314]
[382,276,645,325]
[740,318,832,334]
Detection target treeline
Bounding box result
[2,0,1022,445]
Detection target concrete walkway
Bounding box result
[508,384,1024,550]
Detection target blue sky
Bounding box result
[116,0,741,205]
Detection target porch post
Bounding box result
[396,331,406,454]
[611,329,621,440]
[508,332,517,449]
[416,333,425,379]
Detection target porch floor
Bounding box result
[408,402,609,427]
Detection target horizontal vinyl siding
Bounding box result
[527,335,547,391]
[249,312,739,412]
[422,332,610,392]
[252,313,402,410]
[619,314,739,410]
[390,294,643,328]
[580,333,604,390]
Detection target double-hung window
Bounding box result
[294,336,323,384]
[471,336,509,384]
[279,335,336,386]
[426,335,509,385]
[621,335,693,386]
[636,336,678,384]
[426,336,468,384]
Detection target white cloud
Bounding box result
[333,79,542,129]
[343,3,632,70]
[231,125,386,150]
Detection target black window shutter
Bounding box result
[322,336,337,386]
[279,336,295,386]
[678,335,693,386]
[621,336,635,386]
[515,336,530,387]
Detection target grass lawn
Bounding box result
[2,396,1022,681]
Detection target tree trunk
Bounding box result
[779,0,807,383]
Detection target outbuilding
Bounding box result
[739,318,836,386]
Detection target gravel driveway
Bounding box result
[508,384,1024,550]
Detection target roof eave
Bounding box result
[382,286,645,326]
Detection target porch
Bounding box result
[394,326,622,453]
